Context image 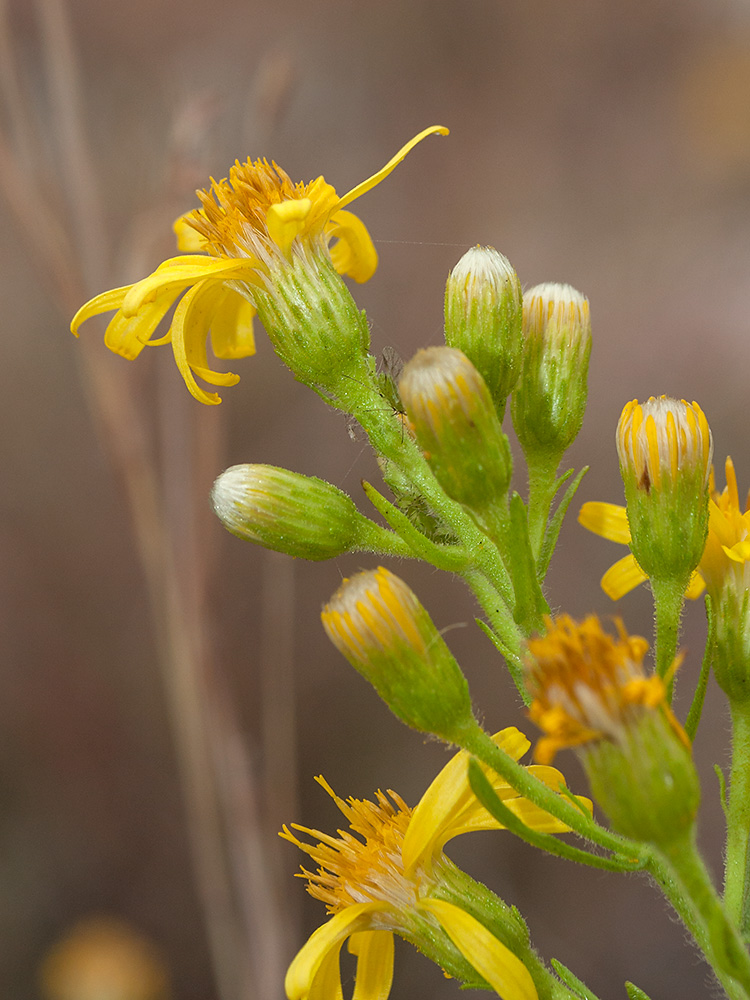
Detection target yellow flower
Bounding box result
[71,126,449,405]
[580,455,748,602]
[525,614,688,765]
[282,727,587,1000]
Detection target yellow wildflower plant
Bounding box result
[282,727,587,1000]
[580,455,748,602]
[71,126,448,405]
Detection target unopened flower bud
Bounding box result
[526,614,699,846]
[211,464,363,561]
[322,567,475,741]
[399,347,512,511]
[511,283,591,462]
[616,396,712,584]
[444,246,523,414]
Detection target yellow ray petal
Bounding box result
[103,286,183,359]
[121,257,255,316]
[169,281,240,405]
[402,728,530,872]
[337,126,450,211]
[266,197,314,256]
[173,214,208,253]
[418,899,537,1000]
[685,570,706,599]
[601,553,648,600]
[326,209,378,283]
[349,931,394,1000]
[71,285,131,335]
[285,902,386,1000]
[306,943,344,1000]
[209,289,257,359]
[578,501,631,544]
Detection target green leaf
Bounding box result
[537,466,589,581]
[685,595,714,741]
[505,493,549,632]
[625,982,653,1000]
[550,958,601,999]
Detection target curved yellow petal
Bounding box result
[326,209,378,283]
[601,553,648,601]
[103,285,183,359]
[266,198,313,256]
[724,540,750,564]
[285,902,386,1000]
[685,570,706,600]
[578,501,631,544]
[402,728,530,872]
[209,289,257,359]
[307,943,344,1000]
[349,931,394,1000]
[169,280,240,405]
[122,257,255,316]
[71,285,131,335]
[337,126,450,210]
[418,899,537,1000]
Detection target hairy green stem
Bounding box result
[724,701,750,931]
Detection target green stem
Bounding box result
[724,700,750,931]
[351,399,515,604]
[650,830,750,999]
[650,575,686,686]
[463,569,526,701]
[526,453,560,562]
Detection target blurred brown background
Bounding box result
[2,0,750,997]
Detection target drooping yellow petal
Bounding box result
[307,942,344,1000]
[285,902,387,1000]
[349,931,395,1000]
[103,285,184,359]
[71,285,131,335]
[169,280,240,405]
[402,728,530,872]
[337,126,450,210]
[578,501,631,544]
[266,198,314,256]
[209,289,257,359]
[601,552,648,600]
[121,257,257,316]
[326,209,378,283]
[418,899,537,1000]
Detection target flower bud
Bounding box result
[526,614,699,847]
[511,283,591,462]
[398,347,512,510]
[444,246,523,414]
[211,464,363,560]
[616,396,712,584]
[322,567,475,740]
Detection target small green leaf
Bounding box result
[537,466,589,580]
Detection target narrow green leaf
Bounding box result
[625,982,653,1000]
[550,958,601,999]
[685,595,714,742]
[537,466,589,581]
[505,493,549,632]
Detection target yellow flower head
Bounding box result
[616,396,712,495]
[701,456,750,599]
[282,728,585,1000]
[580,455,747,603]
[71,126,448,405]
[525,614,688,764]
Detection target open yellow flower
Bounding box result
[71,126,449,405]
[525,614,687,764]
[282,727,588,1000]
[579,456,748,602]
